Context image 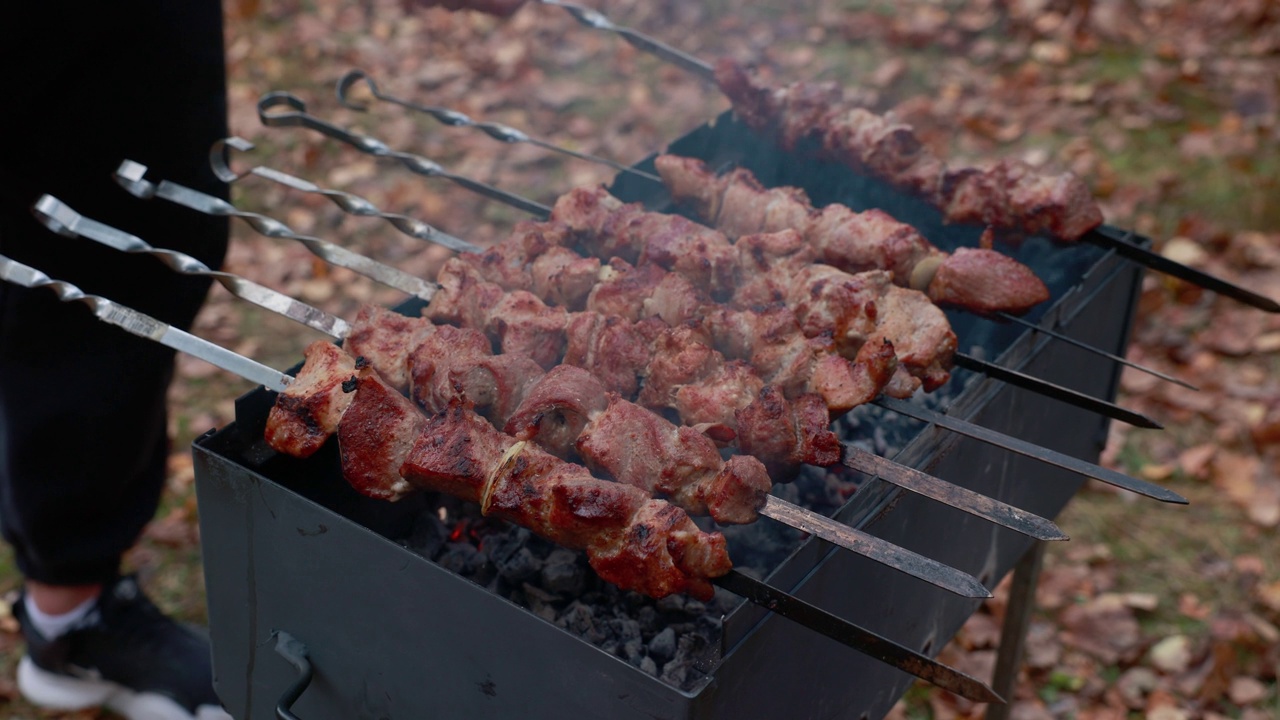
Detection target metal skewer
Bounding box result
[32,195,353,339]
[993,310,1197,391]
[260,103,1157,429]
[531,2,1280,316]
[0,251,1001,703]
[32,200,1004,597]
[109,151,1067,541]
[874,396,1188,504]
[113,160,437,302]
[1085,227,1280,314]
[256,92,550,217]
[533,0,717,83]
[335,69,662,185]
[209,137,480,254]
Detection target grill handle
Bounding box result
[272,630,313,720]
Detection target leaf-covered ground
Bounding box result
[2,1,1278,717]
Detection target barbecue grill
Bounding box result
[12,6,1270,717]
[179,109,1146,720]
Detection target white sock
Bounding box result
[24,593,98,640]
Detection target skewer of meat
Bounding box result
[653,153,1050,315]
[356,311,773,525]
[712,59,1104,243]
[260,338,733,600]
[272,309,1001,598]
[0,251,1006,701]
[540,189,954,395]
[425,253,893,476]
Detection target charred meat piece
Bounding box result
[403,403,732,600]
[338,369,425,501]
[343,305,436,393]
[264,340,358,459]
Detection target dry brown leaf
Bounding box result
[1212,451,1260,504]
[1149,635,1194,674]
[1228,677,1268,705]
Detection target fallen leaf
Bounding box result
[1227,677,1268,705]
[1149,635,1193,674]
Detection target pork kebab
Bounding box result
[0,251,1002,701]
[264,320,990,598]
[653,153,1051,315]
[264,337,734,600]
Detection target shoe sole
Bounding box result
[18,656,232,720]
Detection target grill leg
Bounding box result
[985,540,1047,719]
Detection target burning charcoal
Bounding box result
[635,606,659,636]
[558,601,606,644]
[655,595,686,614]
[540,548,585,595]
[622,638,644,662]
[436,542,486,577]
[495,547,541,583]
[681,600,706,617]
[402,512,449,558]
[648,628,677,664]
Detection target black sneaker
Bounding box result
[13,575,232,720]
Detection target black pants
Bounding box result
[0,3,229,585]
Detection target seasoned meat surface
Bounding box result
[264,340,358,459]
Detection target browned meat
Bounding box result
[785,266,955,391]
[264,340,358,459]
[657,154,1052,316]
[343,305,436,393]
[576,395,771,525]
[426,257,505,331]
[927,247,1049,315]
[552,187,738,299]
[734,387,843,476]
[408,324,493,411]
[530,245,602,309]
[562,312,655,398]
[805,205,939,282]
[711,58,1103,242]
[636,323,723,409]
[401,402,732,601]
[504,364,610,459]
[485,291,568,370]
[673,359,764,430]
[337,370,425,501]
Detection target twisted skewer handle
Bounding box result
[336,70,661,183]
[257,92,551,217]
[211,137,479,254]
[32,195,353,339]
[0,254,292,392]
[114,160,439,302]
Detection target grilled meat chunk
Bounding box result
[338,370,425,501]
[710,58,1103,242]
[403,403,732,600]
[264,340,358,459]
[656,154,1050,314]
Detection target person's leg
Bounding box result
[0,3,232,718]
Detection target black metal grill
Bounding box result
[190,111,1144,720]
